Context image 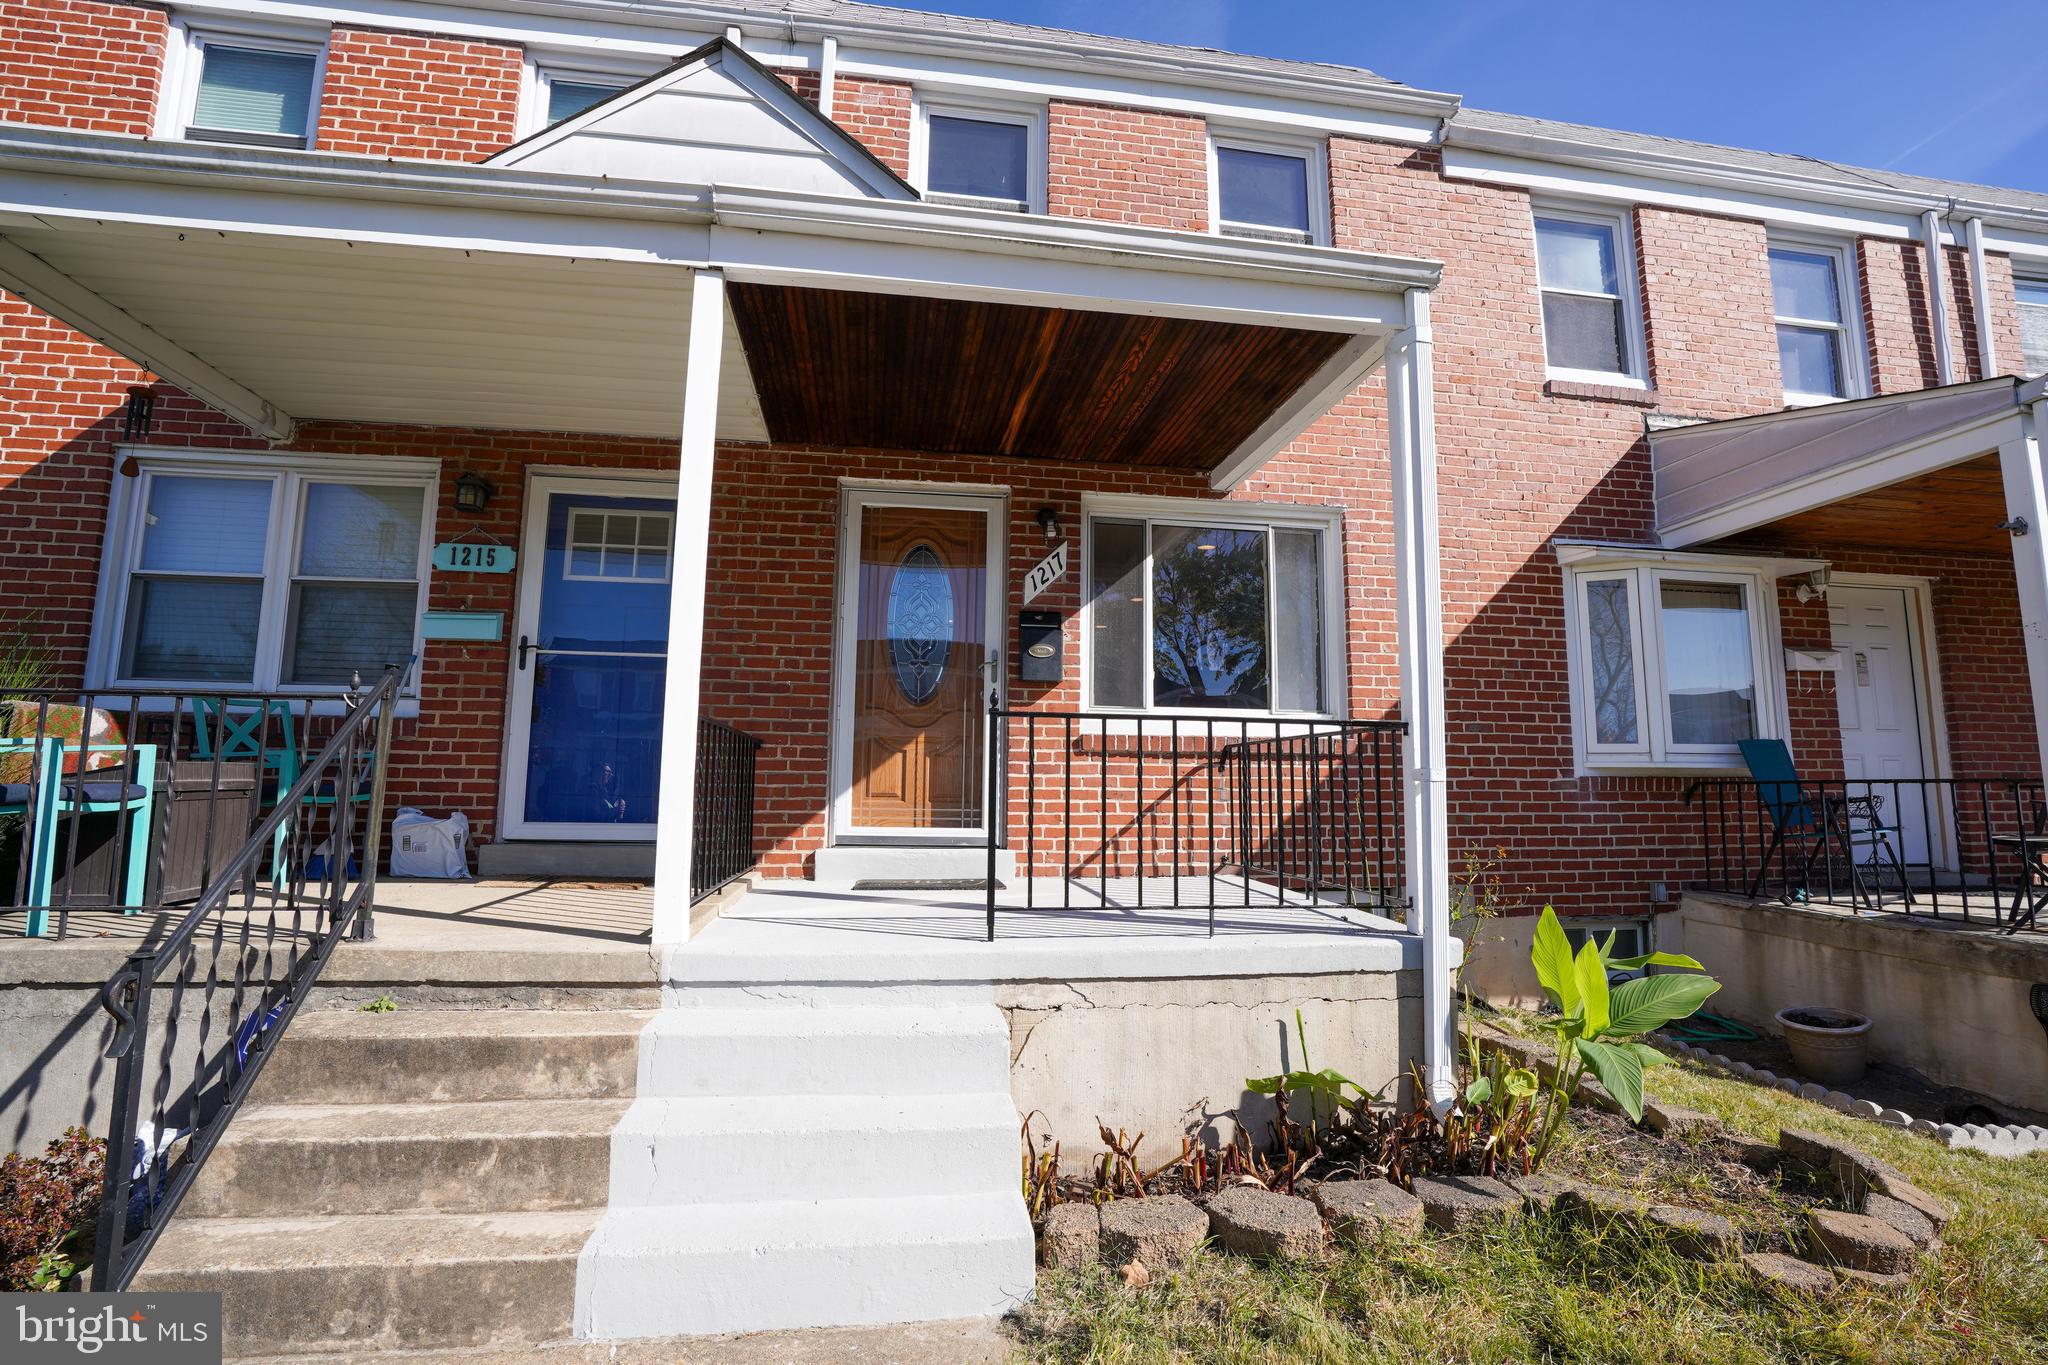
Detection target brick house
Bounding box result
[3,0,2047,1343]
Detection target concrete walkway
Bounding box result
[255,1317,1018,1363]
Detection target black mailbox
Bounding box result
[1019,610,1063,684]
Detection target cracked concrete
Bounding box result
[1001,970,1420,1157]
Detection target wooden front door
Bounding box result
[843,499,993,833]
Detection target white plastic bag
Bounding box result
[390,807,472,879]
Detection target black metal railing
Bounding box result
[691,717,762,902]
[0,684,403,940]
[983,699,1408,940]
[1684,776,2047,931]
[87,667,402,1291]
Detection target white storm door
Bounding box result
[1829,584,1937,866]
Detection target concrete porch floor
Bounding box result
[680,875,1424,982]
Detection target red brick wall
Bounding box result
[0,0,165,134]
[1045,101,1208,231]
[831,76,911,179]
[1636,207,1781,416]
[315,28,521,161]
[1861,237,1942,393]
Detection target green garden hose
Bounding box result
[1664,1012,1759,1047]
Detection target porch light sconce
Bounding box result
[453,471,495,516]
[1794,565,1831,604]
[1999,516,2031,537]
[1035,506,1062,542]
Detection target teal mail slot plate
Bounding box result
[421,610,503,642]
[432,542,516,573]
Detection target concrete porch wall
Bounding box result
[1000,967,1421,1160]
[1677,890,2048,1113]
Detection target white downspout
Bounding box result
[818,35,838,118]
[650,268,728,944]
[2006,397,2048,784]
[1967,216,1999,377]
[1386,287,1457,1107]
[1922,209,1957,385]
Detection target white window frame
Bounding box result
[560,509,675,584]
[1079,494,1345,721]
[517,49,660,137]
[1531,202,1649,387]
[1207,128,1329,246]
[2016,273,2048,376]
[1559,549,1791,774]
[908,94,1046,213]
[89,448,439,698]
[1767,236,1869,406]
[156,16,328,150]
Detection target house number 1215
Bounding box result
[431,542,517,573]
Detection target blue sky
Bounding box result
[890,1,2048,195]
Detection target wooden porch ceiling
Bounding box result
[725,282,1351,469]
[1747,453,2010,555]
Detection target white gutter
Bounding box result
[1966,216,1998,375]
[1922,209,1956,385]
[818,34,838,118]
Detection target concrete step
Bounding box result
[575,1192,1035,1337]
[183,1099,628,1218]
[136,1209,601,1359]
[606,1091,1020,1206]
[636,1005,1010,1098]
[252,1010,652,1105]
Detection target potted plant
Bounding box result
[1775,1005,1873,1086]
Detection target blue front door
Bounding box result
[508,481,676,837]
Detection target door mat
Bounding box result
[851,878,1004,891]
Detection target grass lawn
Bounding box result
[1015,1045,2048,1363]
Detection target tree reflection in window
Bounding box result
[1150,525,1269,709]
[1584,577,1638,745]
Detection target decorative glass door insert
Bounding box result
[847,502,991,831]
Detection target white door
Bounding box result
[1829,584,1938,866]
[502,474,678,841]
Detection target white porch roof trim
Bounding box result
[1652,377,2048,547]
[0,125,1439,475]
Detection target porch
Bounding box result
[1649,378,2048,927]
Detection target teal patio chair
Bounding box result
[1739,738,1911,911]
[1,737,157,937]
[193,698,372,883]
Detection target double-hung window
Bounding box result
[100,454,435,692]
[1533,207,1645,383]
[1211,134,1325,244]
[1769,242,1863,403]
[1561,549,1787,771]
[171,26,325,149]
[913,100,1042,211]
[1084,501,1339,715]
[2018,277,2048,376]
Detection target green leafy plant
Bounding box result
[1245,1009,1371,1134]
[1528,905,1720,1163]
[358,995,397,1013]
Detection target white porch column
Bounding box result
[651,267,726,943]
[1385,286,1456,1105]
[2001,401,2048,783]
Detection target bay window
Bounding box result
[99,454,436,692]
[1084,501,1339,715]
[1561,550,1788,771]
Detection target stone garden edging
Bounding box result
[1650,1031,2048,1158]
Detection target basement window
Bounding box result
[175,29,325,149]
[98,454,437,693]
